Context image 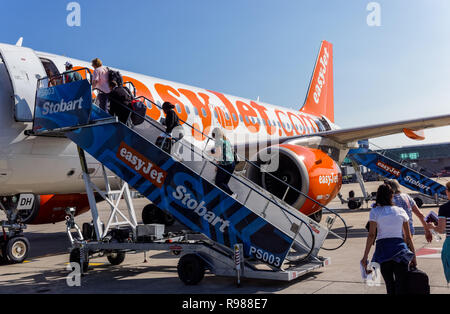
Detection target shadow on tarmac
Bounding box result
[0,258,322,294]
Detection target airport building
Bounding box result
[341,142,450,182]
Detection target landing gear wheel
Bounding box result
[6,236,29,264]
[177,254,205,285]
[309,210,322,223]
[142,204,159,224]
[348,200,360,210]
[161,211,175,226]
[69,248,89,273]
[107,251,126,265]
[142,204,175,226]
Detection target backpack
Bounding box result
[123,86,134,100]
[107,67,123,86]
[130,99,146,126]
[222,140,238,165]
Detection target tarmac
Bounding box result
[0,180,449,294]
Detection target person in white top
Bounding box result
[361,183,416,295]
[91,58,111,111]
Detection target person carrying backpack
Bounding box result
[161,102,180,134]
[63,62,82,83]
[107,80,132,124]
[210,127,237,197]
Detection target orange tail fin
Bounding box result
[300,40,334,123]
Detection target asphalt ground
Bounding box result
[0,180,449,295]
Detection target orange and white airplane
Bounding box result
[0,39,449,227]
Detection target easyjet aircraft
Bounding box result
[1,39,449,227]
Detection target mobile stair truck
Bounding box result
[31,70,347,285]
[341,142,448,209]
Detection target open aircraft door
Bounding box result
[0,44,47,122]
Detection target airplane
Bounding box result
[0,39,449,263]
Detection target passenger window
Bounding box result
[176,104,181,113]
[185,106,191,114]
[201,108,207,117]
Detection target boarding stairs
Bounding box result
[31,70,347,273]
[348,145,447,205]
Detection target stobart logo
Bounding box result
[117,142,167,188]
[172,185,231,233]
[405,176,431,192]
[41,97,84,115]
[313,47,329,104]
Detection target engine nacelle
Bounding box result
[246,144,342,216]
[16,194,93,224]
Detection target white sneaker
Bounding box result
[231,193,238,199]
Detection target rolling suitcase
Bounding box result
[156,135,173,154]
[406,266,430,294]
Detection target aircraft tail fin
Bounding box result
[300,40,334,122]
[15,37,23,47]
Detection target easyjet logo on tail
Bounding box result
[117,142,167,188]
[313,47,329,104]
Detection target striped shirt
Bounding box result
[393,193,416,235]
[438,201,450,238]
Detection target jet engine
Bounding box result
[246,144,342,217]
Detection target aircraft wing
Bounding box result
[283,113,450,145]
[235,113,450,157]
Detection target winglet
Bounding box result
[15,37,23,47]
[403,128,425,140]
[301,40,334,122]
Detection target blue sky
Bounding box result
[1,0,450,148]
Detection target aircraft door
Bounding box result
[0,44,47,122]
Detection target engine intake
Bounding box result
[246,144,341,216]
